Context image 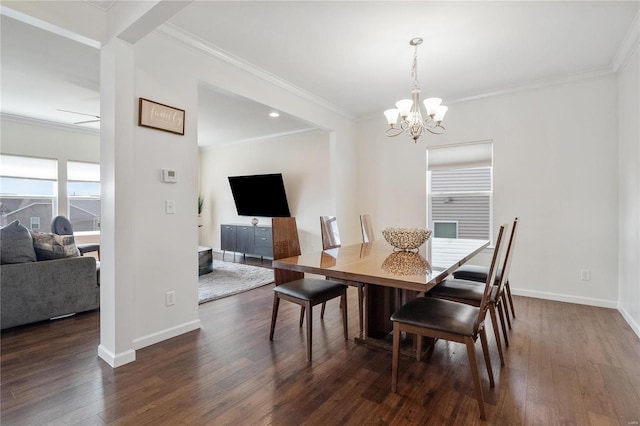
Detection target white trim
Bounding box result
[447,68,614,106]
[1,113,100,136]
[0,5,101,49]
[156,24,355,122]
[199,127,317,151]
[613,10,640,72]
[132,319,201,350]
[98,344,136,368]
[618,303,640,341]
[512,287,617,309]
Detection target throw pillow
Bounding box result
[31,232,81,261]
[0,220,38,264]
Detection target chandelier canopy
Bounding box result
[384,38,447,142]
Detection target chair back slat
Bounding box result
[272,217,304,285]
[475,224,507,332]
[494,217,519,297]
[320,216,341,250]
[360,214,375,243]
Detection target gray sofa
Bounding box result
[1,256,99,330]
[0,220,99,330]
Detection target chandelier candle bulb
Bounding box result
[434,106,448,123]
[423,98,442,117]
[384,109,400,126]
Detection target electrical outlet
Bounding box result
[580,269,591,281]
[165,291,176,306]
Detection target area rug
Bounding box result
[198,259,274,304]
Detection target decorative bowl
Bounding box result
[382,227,431,251]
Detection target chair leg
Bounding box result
[305,301,313,361]
[465,336,487,421]
[391,323,401,393]
[299,306,305,327]
[488,304,505,366]
[497,302,510,347]
[502,292,512,329]
[416,335,423,362]
[341,292,348,340]
[357,284,364,334]
[505,280,516,319]
[321,301,327,319]
[479,327,495,388]
[269,294,280,340]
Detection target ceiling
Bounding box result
[1,1,638,146]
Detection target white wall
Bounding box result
[199,129,334,254]
[618,42,640,337]
[358,75,620,308]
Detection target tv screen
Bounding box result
[228,173,291,218]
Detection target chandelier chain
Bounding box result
[411,44,419,90]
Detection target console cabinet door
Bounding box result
[220,225,237,251]
[236,226,255,254]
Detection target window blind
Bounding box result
[0,155,57,180]
[427,141,492,171]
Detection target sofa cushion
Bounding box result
[0,220,37,264]
[31,232,80,261]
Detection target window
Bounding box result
[427,141,493,241]
[67,161,100,232]
[0,155,58,230]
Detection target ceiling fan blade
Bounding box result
[57,108,100,119]
[74,119,101,124]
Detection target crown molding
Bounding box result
[0,5,101,49]
[613,10,640,72]
[446,68,614,106]
[1,113,100,136]
[156,24,356,122]
[84,1,117,12]
[198,127,317,151]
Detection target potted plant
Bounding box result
[198,194,204,227]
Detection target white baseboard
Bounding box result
[618,303,640,340]
[132,319,201,350]
[511,288,618,309]
[98,344,136,368]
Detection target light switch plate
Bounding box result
[165,200,176,214]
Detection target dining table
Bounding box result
[272,237,490,349]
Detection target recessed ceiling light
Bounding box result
[269,111,280,118]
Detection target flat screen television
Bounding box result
[228,173,291,217]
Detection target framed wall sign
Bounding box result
[138,98,185,135]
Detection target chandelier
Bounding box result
[384,38,447,142]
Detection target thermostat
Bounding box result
[162,169,177,183]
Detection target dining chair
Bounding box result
[360,214,375,243]
[426,218,519,363]
[270,217,348,362]
[319,216,365,334]
[452,217,519,324]
[390,224,508,421]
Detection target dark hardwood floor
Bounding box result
[2,253,640,425]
